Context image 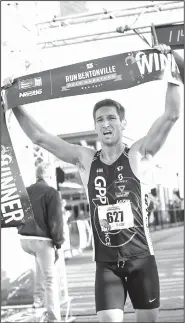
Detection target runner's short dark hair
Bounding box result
[93,99,125,121]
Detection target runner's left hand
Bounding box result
[1,76,15,111]
[153,44,171,54]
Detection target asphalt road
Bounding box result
[65,225,184,322]
[1,225,183,322]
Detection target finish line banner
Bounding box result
[5,49,180,109]
[2,48,180,228]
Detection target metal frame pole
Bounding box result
[37,20,183,47]
[56,2,183,26]
[36,1,181,27]
[39,30,150,49]
[36,1,183,48]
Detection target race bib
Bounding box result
[98,200,134,232]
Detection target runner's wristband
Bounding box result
[163,62,181,86]
[167,73,181,86]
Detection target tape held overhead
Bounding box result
[1,48,181,228]
[4,48,181,109]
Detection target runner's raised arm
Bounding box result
[132,44,182,158]
[138,81,181,157]
[12,105,95,166]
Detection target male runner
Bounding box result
[3,44,182,322]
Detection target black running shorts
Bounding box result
[95,255,160,312]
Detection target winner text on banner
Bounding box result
[1,111,34,227]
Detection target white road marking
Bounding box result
[160,295,184,301]
[161,289,183,293]
[156,241,183,246]
[156,258,183,262]
[172,271,184,276]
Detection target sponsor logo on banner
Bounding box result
[18,77,42,90]
[86,63,94,69]
[19,89,42,98]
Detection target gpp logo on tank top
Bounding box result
[94,175,111,246]
[95,176,107,205]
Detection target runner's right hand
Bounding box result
[153,44,171,54]
[1,76,15,112]
[2,76,15,89]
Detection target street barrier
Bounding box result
[63,208,184,257]
[148,207,184,230]
[57,248,76,322]
[63,218,93,259]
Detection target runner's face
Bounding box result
[95,106,124,145]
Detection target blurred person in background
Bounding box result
[167,190,183,224]
[18,162,64,322]
[148,192,160,226]
[61,199,72,259]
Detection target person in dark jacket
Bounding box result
[18,162,64,322]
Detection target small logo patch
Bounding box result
[118,173,123,181]
[149,298,156,303]
[117,166,123,171]
[96,168,103,173]
[118,185,125,193]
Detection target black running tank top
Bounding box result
[87,147,154,262]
